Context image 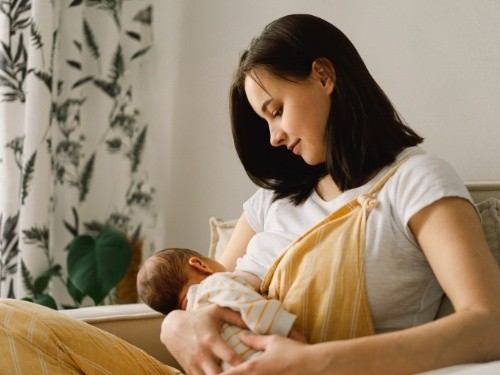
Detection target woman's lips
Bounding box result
[289,140,300,155]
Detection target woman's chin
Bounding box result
[302,156,326,166]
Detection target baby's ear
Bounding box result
[188,257,215,275]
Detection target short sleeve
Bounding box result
[243,188,274,233]
[387,153,474,241]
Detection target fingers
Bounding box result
[211,339,245,367]
[237,331,271,351]
[160,307,246,374]
[214,305,247,329]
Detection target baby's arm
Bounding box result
[190,273,295,337]
[231,270,262,291]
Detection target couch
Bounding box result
[61,180,500,374]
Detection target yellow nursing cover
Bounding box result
[261,155,414,343]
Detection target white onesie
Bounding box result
[186,272,295,368]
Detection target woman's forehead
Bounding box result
[244,72,272,115]
[245,68,273,93]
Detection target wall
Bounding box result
[143,0,500,254]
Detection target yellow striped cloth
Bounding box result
[261,155,415,344]
[0,298,182,375]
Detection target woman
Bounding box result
[160,14,500,374]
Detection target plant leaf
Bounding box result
[72,75,93,89]
[21,151,37,204]
[0,212,20,277]
[67,277,85,305]
[83,220,106,234]
[105,137,122,153]
[63,206,79,237]
[130,125,146,172]
[30,22,44,50]
[33,264,62,294]
[79,153,95,202]
[67,229,132,305]
[133,6,152,25]
[34,294,58,310]
[131,46,150,61]
[93,78,120,98]
[20,260,35,296]
[125,31,141,41]
[32,70,52,92]
[109,44,124,83]
[66,59,82,70]
[83,19,100,59]
[22,225,49,250]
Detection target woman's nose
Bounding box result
[269,123,286,147]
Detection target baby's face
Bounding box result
[178,283,191,310]
[177,269,209,310]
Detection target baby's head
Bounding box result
[137,248,225,315]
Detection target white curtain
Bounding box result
[0,0,156,308]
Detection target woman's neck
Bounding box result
[315,175,342,202]
[315,169,382,202]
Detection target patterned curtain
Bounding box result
[0,0,156,308]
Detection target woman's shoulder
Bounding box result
[244,188,275,211]
[243,188,276,232]
[394,148,466,190]
[381,148,472,224]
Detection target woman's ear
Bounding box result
[188,257,215,275]
[312,58,335,95]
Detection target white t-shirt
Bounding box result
[235,147,473,333]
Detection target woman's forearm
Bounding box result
[313,309,500,374]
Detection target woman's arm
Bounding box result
[161,305,247,375]
[218,213,256,271]
[223,197,500,374]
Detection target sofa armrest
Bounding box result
[60,303,181,369]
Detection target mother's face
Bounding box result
[244,62,334,166]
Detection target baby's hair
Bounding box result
[137,247,206,315]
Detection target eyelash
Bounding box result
[272,107,283,118]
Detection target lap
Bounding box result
[0,298,183,375]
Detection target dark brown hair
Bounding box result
[230,14,423,204]
[136,248,205,315]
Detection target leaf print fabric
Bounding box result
[0,0,156,308]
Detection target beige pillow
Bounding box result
[208,217,237,260]
[477,198,500,264]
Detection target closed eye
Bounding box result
[272,107,283,118]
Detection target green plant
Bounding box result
[67,228,132,305]
[21,227,132,309]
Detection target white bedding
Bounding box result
[421,361,500,374]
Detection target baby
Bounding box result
[136,248,296,368]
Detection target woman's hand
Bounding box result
[222,332,323,375]
[161,304,247,375]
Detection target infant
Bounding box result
[136,248,296,369]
